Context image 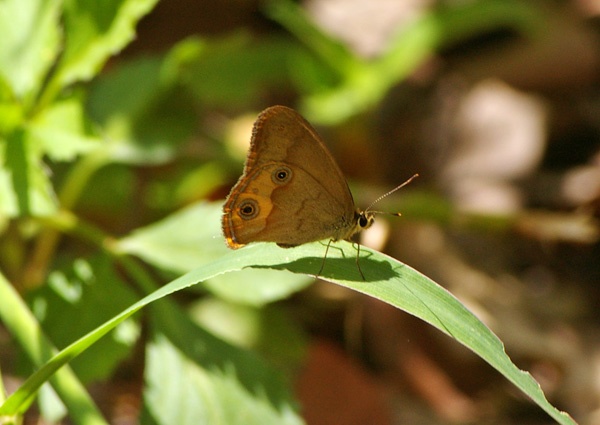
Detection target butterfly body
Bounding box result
[222,105,373,250]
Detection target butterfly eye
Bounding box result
[238,199,259,219]
[272,166,292,184]
[358,214,373,229]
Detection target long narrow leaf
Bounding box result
[0,273,107,424]
[1,242,576,424]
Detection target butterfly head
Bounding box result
[357,173,419,232]
[357,210,374,230]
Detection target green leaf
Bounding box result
[0,143,19,216]
[203,270,311,307]
[117,202,228,272]
[86,56,195,165]
[28,97,102,162]
[173,34,301,108]
[145,288,302,423]
[188,298,307,373]
[53,0,159,90]
[0,0,61,101]
[28,255,140,383]
[1,233,576,424]
[87,56,164,125]
[0,272,107,423]
[117,202,313,305]
[143,333,303,425]
[0,102,24,134]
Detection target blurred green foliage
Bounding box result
[0,0,572,424]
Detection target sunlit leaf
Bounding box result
[117,202,313,305]
[54,0,159,89]
[28,98,102,161]
[0,272,107,423]
[0,0,61,100]
[1,241,576,424]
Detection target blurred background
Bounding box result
[1,0,600,424]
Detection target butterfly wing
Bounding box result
[222,106,359,248]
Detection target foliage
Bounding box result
[0,0,578,424]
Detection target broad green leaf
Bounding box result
[188,298,307,373]
[143,333,303,425]
[0,0,61,101]
[87,57,164,124]
[53,0,159,90]
[173,34,301,108]
[2,239,576,424]
[74,163,134,215]
[146,290,301,423]
[203,269,311,307]
[28,97,102,161]
[117,202,228,272]
[87,56,196,165]
[117,202,313,305]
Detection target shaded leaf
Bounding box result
[143,333,303,425]
[189,298,307,374]
[174,34,301,108]
[28,255,140,383]
[87,56,195,165]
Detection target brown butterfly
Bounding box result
[222,105,416,278]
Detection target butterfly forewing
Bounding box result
[223,105,360,248]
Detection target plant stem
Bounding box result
[21,151,109,290]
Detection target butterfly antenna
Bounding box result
[365,173,419,214]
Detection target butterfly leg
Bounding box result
[317,239,333,277]
[319,240,366,280]
[355,242,366,281]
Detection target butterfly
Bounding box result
[222,105,416,279]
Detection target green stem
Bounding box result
[41,211,160,293]
[58,151,110,208]
[22,151,109,290]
